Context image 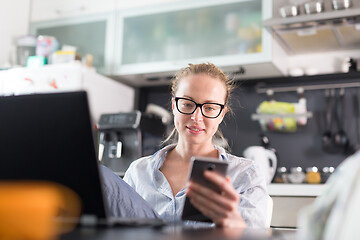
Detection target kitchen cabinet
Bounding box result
[268,183,325,228]
[113,0,287,87]
[30,0,186,22]
[30,0,288,86]
[30,13,116,75]
[115,0,184,11]
[31,0,117,22]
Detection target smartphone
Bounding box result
[181,156,228,222]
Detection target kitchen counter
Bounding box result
[268,184,326,228]
[268,183,326,197]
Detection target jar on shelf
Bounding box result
[288,167,306,184]
[274,167,288,183]
[305,166,321,184]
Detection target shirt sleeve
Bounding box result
[229,160,268,228]
[99,165,159,219]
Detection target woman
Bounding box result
[122,63,268,228]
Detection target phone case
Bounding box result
[181,156,228,222]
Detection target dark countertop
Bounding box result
[61,226,297,240]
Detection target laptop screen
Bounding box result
[0,91,107,219]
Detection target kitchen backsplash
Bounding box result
[137,71,360,170]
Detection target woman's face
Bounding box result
[172,73,227,146]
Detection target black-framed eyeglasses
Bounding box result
[174,97,225,119]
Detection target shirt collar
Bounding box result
[214,145,228,161]
[153,144,177,172]
[153,144,228,172]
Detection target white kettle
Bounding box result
[243,146,277,184]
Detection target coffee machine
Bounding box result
[97,110,168,176]
[97,111,142,176]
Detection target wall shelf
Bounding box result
[251,112,313,121]
[256,81,360,94]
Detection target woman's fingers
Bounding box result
[188,182,233,210]
[203,171,240,201]
[186,170,244,226]
[187,182,245,227]
[187,183,232,216]
[189,194,227,219]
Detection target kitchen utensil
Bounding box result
[279,5,300,18]
[332,0,352,10]
[304,1,324,14]
[322,89,344,154]
[333,88,349,153]
[322,89,335,153]
[352,94,360,151]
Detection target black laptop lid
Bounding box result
[0,91,106,219]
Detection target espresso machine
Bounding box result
[97,111,142,176]
[97,109,168,176]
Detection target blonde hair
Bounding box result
[163,62,236,149]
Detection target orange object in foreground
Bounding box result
[0,181,81,240]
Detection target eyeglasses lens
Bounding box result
[176,98,222,118]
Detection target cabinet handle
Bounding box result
[56,5,86,15]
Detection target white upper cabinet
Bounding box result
[30,0,184,22]
[31,0,117,22]
[115,0,184,10]
[30,14,116,75]
[113,0,286,86]
[30,0,287,86]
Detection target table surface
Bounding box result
[61,226,297,240]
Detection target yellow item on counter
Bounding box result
[306,171,322,184]
[0,181,81,240]
[258,101,297,132]
[51,51,76,64]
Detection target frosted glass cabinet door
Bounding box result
[116,0,270,75]
[30,14,115,75]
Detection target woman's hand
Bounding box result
[186,170,247,228]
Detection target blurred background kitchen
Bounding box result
[1,0,360,228]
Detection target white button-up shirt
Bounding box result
[123,144,268,228]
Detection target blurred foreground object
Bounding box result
[0,181,81,240]
[297,151,360,240]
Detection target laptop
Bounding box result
[0,91,163,227]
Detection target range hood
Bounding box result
[263,1,360,55]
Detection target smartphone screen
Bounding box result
[181,156,228,222]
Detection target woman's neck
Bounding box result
[171,140,218,163]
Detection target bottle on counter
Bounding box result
[305,166,322,184]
